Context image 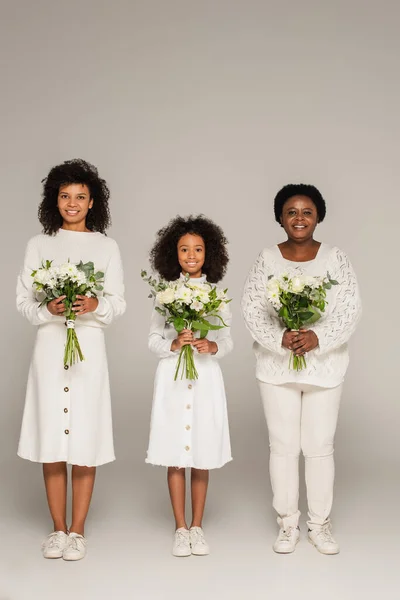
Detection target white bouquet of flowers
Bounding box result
[142,271,231,380]
[32,260,104,366]
[267,270,338,371]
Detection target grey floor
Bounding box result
[0,455,397,600]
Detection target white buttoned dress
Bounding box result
[16,229,126,467]
[146,276,233,470]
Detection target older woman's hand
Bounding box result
[282,330,298,350]
[290,330,319,355]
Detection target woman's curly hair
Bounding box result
[274,183,326,225]
[150,215,229,283]
[38,158,111,235]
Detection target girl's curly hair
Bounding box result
[38,158,111,235]
[150,215,229,283]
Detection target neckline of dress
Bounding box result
[179,273,207,283]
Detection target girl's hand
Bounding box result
[192,339,218,354]
[291,329,319,355]
[171,329,194,352]
[282,330,298,350]
[72,295,99,315]
[47,296,66,316]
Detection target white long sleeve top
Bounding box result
[16,229,126,328]
[148,276,233,360]
[241,243,362,388]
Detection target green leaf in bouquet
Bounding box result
[155,306,166,316]
[78,284,87,294]
[94,271,104,280]
[300,310,317,323]
[174,317,185,332]
[95,285,103,291]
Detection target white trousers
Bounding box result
[258,381,342,530]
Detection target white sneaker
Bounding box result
[42,530,69,559]
[189,526,210,556]
[273,526,300,553]
[308,523,340,555]
[63,532,87,561]
[172,528,191,557]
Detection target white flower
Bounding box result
[85,291,93,298]
[174,287,193,304]
[191,300,204,311]
[267,278,280,294]
[290,275,306,293]
[34,269,51,285]
[267,290,281,310]
[197,291,210,304]
[161,287,176,304]
[216,289,226,300]
[58,263,79,279]
[219,301,227,312]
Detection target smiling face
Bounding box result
[57,183,93,229]
[280,195,319,242]
[177,233,205,278]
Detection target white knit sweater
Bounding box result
[241,243,362,388]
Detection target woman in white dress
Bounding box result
[242,184,361,555]
[146,215,232,557]
[16,159,126,561]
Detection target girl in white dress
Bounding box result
[16,159,126,561]
[146,215,232,557]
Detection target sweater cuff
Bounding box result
[38,303,54,323]
[94,296,107,317]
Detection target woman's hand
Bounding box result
[47,296,66,316]
[171,329,194,352]
[72,295,99,316]
[290,329,319,355]
[282,330,298,350]
[192,339,218,354]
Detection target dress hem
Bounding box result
[17,452,116,468]
[145,457,233,470]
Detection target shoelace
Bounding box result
[43,531,66,550]
[175,531,190,548]
[280,527,297,541]
[191,529,206,546]
[67,535,84,552]
[315,525,335,544]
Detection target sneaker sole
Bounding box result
[43,553,63,559]
[273,537,300,554]
[308,538,340,555]
[63,554,86,561]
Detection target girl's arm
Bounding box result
[148,304,178,358]
[212,302,233,359]
[310,247,362,355]
[16,237,59,326]
[93,240,126,326]
[241,250,286,355]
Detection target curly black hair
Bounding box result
[38,158,111,235]
[274,183,326,225]
[150,215,229,283]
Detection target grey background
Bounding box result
[0,1,398,599]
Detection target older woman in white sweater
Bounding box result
[242,184,361,555]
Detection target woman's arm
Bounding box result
[311,247,362,355]
[16,237,58,326]
[241,250,286,355]
[93,240,126,326]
